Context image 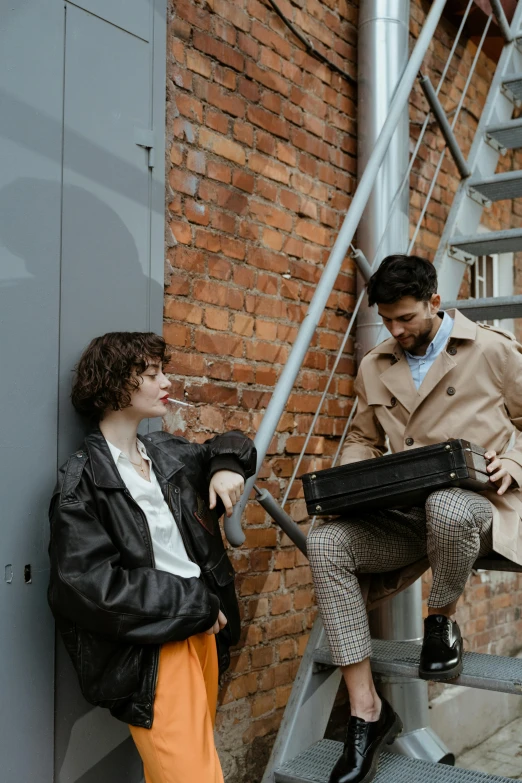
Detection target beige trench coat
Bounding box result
[340,309,522,610]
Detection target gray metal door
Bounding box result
[0,0,166,780]
[55,2,165,781]
[0,2,64,781]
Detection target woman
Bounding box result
[48,332,256,783]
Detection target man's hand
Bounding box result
[485,450,514,496]
[209,470,245,517]
[205,609,228,636]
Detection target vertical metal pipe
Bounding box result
[356,0,452,763]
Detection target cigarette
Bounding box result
[167,397,194,408]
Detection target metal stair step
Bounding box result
[502,72,522,102]
[449,227,522,256]
[441,294,522,321]
[274,740,514,783]
[313,639,522,695]
[486,118,522,149]
[468,170,522,202]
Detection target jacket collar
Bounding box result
[369,308,477,357]
[371,309,477,414]
[84,428,184,488]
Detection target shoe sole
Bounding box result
[357,713,404,783]
[418,660,463,682]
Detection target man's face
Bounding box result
[378,294,441,354]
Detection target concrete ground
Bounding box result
[456,716,522,779]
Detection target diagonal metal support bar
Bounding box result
[490,0,513,42]
[418,73,471,178]
[224,0,449,546]
[255,486,307,555]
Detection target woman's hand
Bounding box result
[485,450,514,496]
[209,470,245,517]
[205,609,228,635]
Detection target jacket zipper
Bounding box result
[123,488,159,725]
[167,483,198,565]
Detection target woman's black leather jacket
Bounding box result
[48,428,256,728]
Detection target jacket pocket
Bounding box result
[78,630,142,704]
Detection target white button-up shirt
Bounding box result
[404,311,454,390]
[106,438,201,579]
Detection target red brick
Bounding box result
[169,169,199,196]
[207,83,246,118]
[204,307,229,331]
[193,31,245,72]
[205,109,229,135]
[247,106,289,139]
[169,219,192,245]
[245,60,290,97]
[195,331,244,358]
[249,153,290,184]
[233,120,254,147]
[232,170,255,193]
[265,614,305,640]
[186,49,212,78]
[199,128,246,165]
[185,199,210,226]
[164,300,203,324]
[163,322,190,348]
[186,150,206,175]
[175,0,211,31]
[207,160,231,184]
[176,93,203,123]
[208,256,232,280]
[249,201,293,232]
[213,0,251,32]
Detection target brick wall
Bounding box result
[165,1,522,779]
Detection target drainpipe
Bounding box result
[356,0,453,764]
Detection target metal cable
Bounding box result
[265,0,357,86]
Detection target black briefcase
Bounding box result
[301,439,492,517]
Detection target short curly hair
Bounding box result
[71,332,171,420]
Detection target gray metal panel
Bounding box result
[55,1,165,781]
[66,0,151,41]
[469,170,522,202]
[486,118,522,149]
[0,2,63,781]
[274,740,514,783]
[313,639,522,696]
[449,227,522,256]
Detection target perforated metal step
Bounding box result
[449,227,522,256]
[313,639,522,695]
[274,740,514,783]
[441,294,522,321]
[486,118,522,149]
[468,170,522,202]
[502,72,522,102]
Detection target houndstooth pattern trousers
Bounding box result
[307,488,493,667]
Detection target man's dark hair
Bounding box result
[71,332,170,421]
[366,254,438,306]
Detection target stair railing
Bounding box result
[225,0,450,547]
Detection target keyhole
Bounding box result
[24,564,32,584]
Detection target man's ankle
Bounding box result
[351,693,382,723]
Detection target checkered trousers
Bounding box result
[307,488,493,667]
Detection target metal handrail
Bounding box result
[224,0,449,546]
[277,0,475,510]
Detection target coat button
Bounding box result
[174,488,180,494]
[447,386,456,396]
[448,346,457,356]
[405,437,414,446]
[390,397,397,407]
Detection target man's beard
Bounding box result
[405,319,434,353]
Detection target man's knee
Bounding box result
[307,523,355,570]
[425,488,474,537]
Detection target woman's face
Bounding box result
[129,360,172,419]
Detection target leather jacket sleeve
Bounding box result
[48,492,220,645]
[195,430,257,479]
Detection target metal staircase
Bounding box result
[226,1,522,781]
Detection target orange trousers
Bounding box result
[129,634,224,783]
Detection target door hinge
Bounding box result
[134,127,155,168]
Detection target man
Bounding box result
[308,254,522,783]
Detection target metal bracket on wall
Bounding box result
[447,244,476,265]
[134,127,155,168]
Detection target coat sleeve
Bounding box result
[48,491,220,645]
[340,370,387,465]
[499,338,522,487]
[181,430,257,479]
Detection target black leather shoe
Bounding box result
[419,614,463,681]
[329,696,403,783]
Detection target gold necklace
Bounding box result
[128,441,148,473]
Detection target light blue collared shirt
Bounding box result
[404,311,454,390]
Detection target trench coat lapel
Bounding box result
[379,354,418,413]
[409,350,457,415]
